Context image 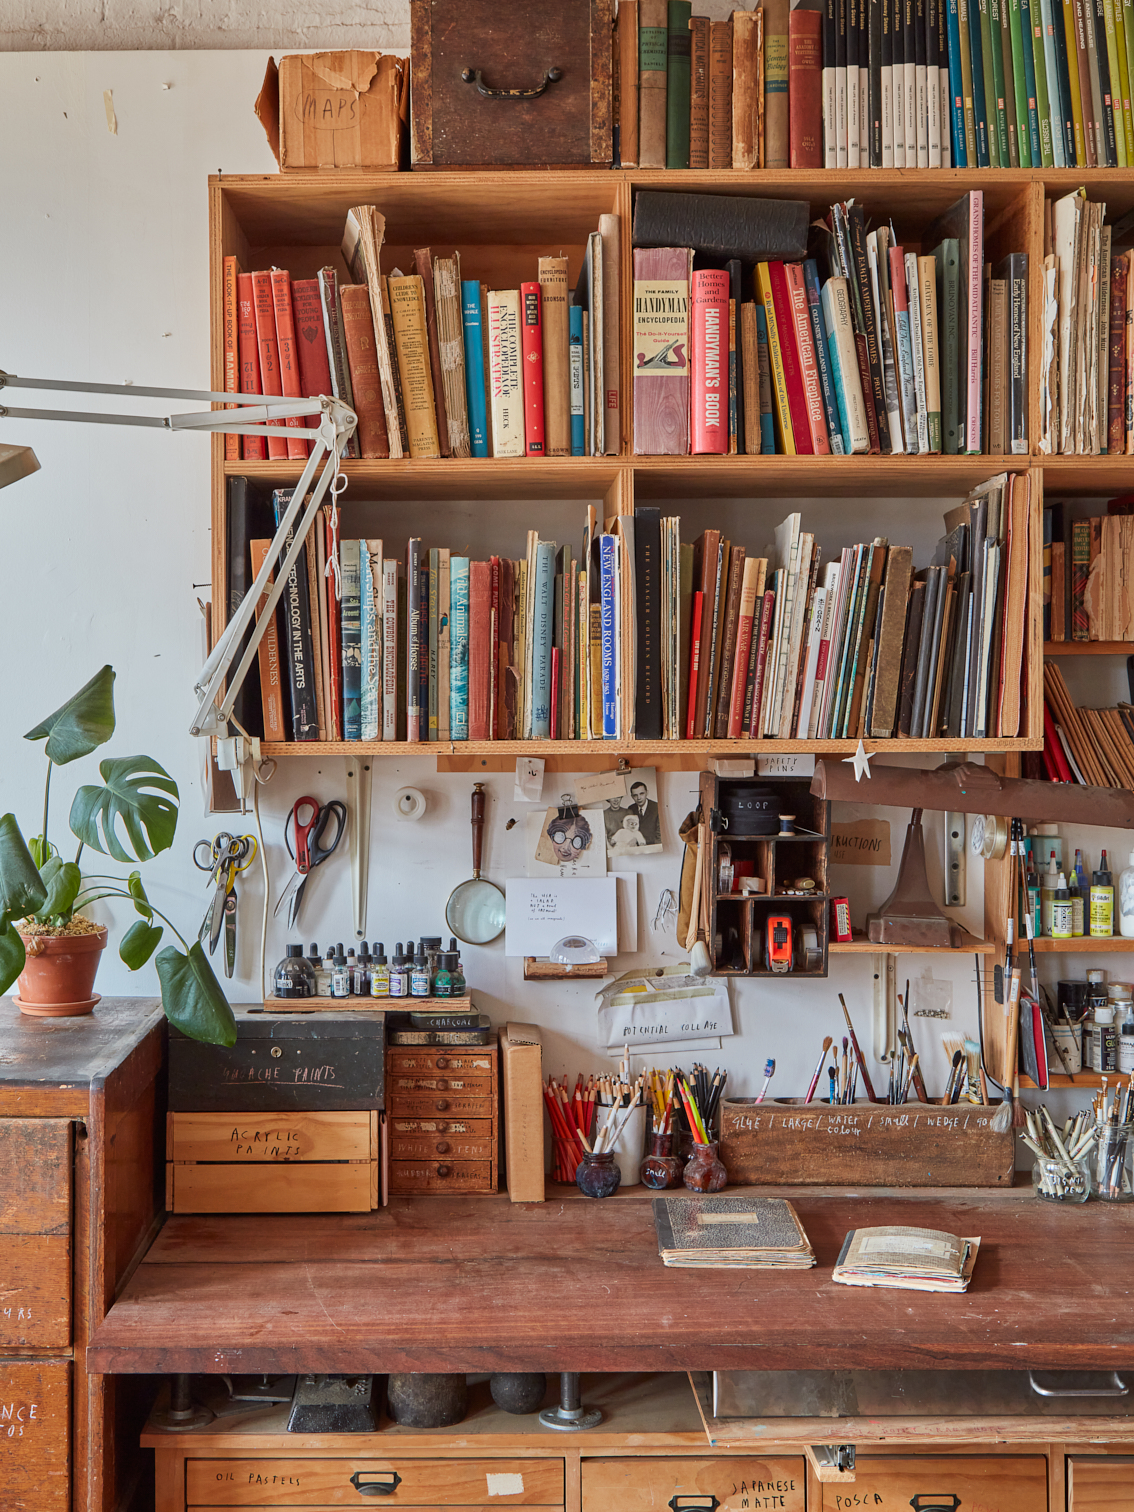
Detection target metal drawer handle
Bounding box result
[462,66,563,100]
[435,1100,449,1111]
[1028,1370,1129,1398]
[350,1469,402,1496]
[670,1499,719,1512]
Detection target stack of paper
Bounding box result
[832,1226,980,1293]
[653,1195,816,1269]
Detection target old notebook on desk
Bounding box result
[832,1226,980,1292]
[652,1195,816,1268]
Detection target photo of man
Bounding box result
[627,778,661,846]
[598,768,663,859]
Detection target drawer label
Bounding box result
[735,1474,801,1509]
[228,1125,305,1159]
[487,1472,525,1495]
[0,1400,39,1437]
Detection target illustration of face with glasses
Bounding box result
[546,810,593,865]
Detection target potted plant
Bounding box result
[0,665,236,1045]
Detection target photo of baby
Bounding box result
[598,769,663,859]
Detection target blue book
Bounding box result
[359,540,381,741]
[754,305,776,454]
[963,0,991,165]
[820,281,854,453]
[569,305,585,456]
[461,281,489,458]
[531,541,556,739]
[803,261,844,454]
[600,534,618,739]
[449,556,470,740]
[406,538,422,741]
[945,0,968,164]
[1016,0,1044,165]
[340,537,362,740]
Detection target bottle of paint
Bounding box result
[370,943,390,998]
[389,945,409,998]
[1092,851,1115,937]
[1051,873,1073,940]
[411,947,431,997]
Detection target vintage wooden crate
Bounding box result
[387,1038,499,1193]
[410,0,613,167]
[168,1013,384,1112]
[166,1110,378,1213]
[720,1099,1014,1187]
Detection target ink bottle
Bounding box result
[389,945,409,998]
[411,947,431,997]
[433,954,454,998]
[370,943,390,998]
[448,938,466,997]
[308,943,330,996]
[352,943,371,996]
[331,945,351,998]
[274,944,315,999]
[346,948,358,993]
[318,946,335,997]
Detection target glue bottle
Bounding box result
[1051,873,1073,940]
[1071,849,1087,937]
[1041,850,1059,936]
[370,943,390,997]
[1092,851,1115,937]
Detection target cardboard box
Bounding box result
[255,51,409,172]
[500,1023,544,1203]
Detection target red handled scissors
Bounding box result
[273,796,347,930]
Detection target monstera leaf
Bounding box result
[119,920,164,969]
[34,856,82,922]
[69,756,179,863]
[0,814,48,926]
[155,942,237,1046]
[24,665,116,765]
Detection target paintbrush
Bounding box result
[941,1048,963,1105]
[756,1057,776,1103]
[840,1036,849,1103]
[901,1053,919,1103]
[805,1036,833,1103]
[899,986,929,1102]
[828,1065,838,1104]
[839,993,877,1102]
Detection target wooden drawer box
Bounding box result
[187,1455,563,1505]
[389,1159,494,1192]
[387,1050,495,1076]
[582,1457,804,1512]
[1069,1458,1134,1511]
[166,1111,378,1214]
[387,1092,494,1118]
[0,1120,71,1351]
[0,1357,70,1512]
[819,1456,1048,1511]
[386,1034,498,1192]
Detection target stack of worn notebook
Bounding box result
[832,1226,980,1293]
[652,1195,816,1269]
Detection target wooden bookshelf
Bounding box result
[1030,936,1134,953]
[1044,642,1133,656]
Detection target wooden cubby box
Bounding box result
[211,168,1084,767]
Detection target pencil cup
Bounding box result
[682,1140,728,1193]
[1032,1154,1091,1203]
[575,1149,621,1199]
[1092,1121,1133,1202]
[640,1131,684,1189]
[610,1104,647,1187]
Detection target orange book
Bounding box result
[248,538,286,743]
[340,283,391,459]
[223,255,240,462]
[236,273,266,462]
[251,269,289,462]
[270,268,310,461]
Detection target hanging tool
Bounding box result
[345,756,372,940]
[274,796,347,931]
[194,833,257,965]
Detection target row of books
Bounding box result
[234,470,1029,745]
[1043,663,1134,788]
[817,0,1134,168]
[1044,499,1134,639]
[613,0,822,170]
[633,190,1027,457]
[223,204,622,464]
[1040,191,1134,455]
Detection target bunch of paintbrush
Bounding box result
[1093,1075,1134,1199]
[941,1033,989,1105]
[1020,1104,1098,1170]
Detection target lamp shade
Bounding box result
[0,443,40,490]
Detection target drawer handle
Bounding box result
[435,1100,449,1112]
[436,1056,448,1069]
[670,1499,719,1512]
[436,1164,452,1177]
[462,66,563,100]
[350,1469,402,1497]
[1028,1370,1129,1398]
[435,1079,449,1090]
[436,1141,451,1154]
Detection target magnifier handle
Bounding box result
[471,783,485,878]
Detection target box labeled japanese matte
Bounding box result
[168,1013,385,1112]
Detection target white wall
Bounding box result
[3,51,1121,1138]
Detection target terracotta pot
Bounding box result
[15,928,107,1017]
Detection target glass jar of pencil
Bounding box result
[575,1149,622,1199]
[1031,1154,1092,1203]
[1092,1120,1134,1202]
[682,1140,728,1193]
[640,1131,684,1189]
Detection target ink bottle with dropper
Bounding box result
[308,944,330,996]
[331,945,351,998]
[448,938,466,997]
[389,944,409,998]
[411,945,431,997]
[353,943,371,996]
[370,943,390,997]
[433,954,454,998]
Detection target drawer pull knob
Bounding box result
[437,1164,452,1177]
[669,1499,719,1512]
[435,1100,449,1111]
[462,66,563,100]
[436,1141,451,1154]
[436,1079,449,1090]
[436,1056,448,1068]
[350,1469,402,1497]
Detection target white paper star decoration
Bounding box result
[843,739,873,783]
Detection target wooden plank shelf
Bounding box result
[1019,1072,1120,1088]
[1030,936,1134,952]
[1044,641,1133,655]
[830,929,994,954]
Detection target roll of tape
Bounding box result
[394,786,426,822]
[800,924,821,972]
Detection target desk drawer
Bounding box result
[387,1050,495,1075]
[389,1075,491,1094]
[388,1092,495,1118]
[582,1456,804,1512]
[168,1162,373,1213]
[389,1158,494,1192]
[1069,1457,1134,1511]
[187,1455,563,1504]
[0,1120,72,1351]
[389,1117,493,1137]
[391,1131,495,1160]
[819,1456,1048,1511]
[0,1356,70,1512]
[169,1112,371,1162]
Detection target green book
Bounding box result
[1123,0,1134,157]
[1007,0,1033,164]
[1114,0,1134,157]
[988,0,1013,162]
[934,238,961,456]
[1103,0,1129,161]
[1030,0,1056,162]
[976,0,1004,161]
[666,0,692,167]
[428,546,440,741]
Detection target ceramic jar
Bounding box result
[640,1131,684,1189]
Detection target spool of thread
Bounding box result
[394,786,426,821]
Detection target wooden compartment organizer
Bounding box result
[207,168,1061,769]
[386,1037,499,1193]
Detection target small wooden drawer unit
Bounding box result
[1068,1457,1134,1511]
[819,1456,1049,1512]
[186,1454,563,1505]
[582,1456,805,1512]
[387,1041,498,1194]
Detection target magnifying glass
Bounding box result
[445,782,506,945]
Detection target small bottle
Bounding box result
[389,944,409,998]
[353,943,371,996]
[1121,852,1134,939]
[411,947,431,997]
[1051,873,1073,940]
[275,944,315,999]
[1092,851,1115,937]
[370,943,390,998]
[421,936,443,983]
[1025,852,1041,939]
[318,945,335,997]
[331,945,351,998]
[307,943,326,995]
[1041,850,1059,936]
[1076,852,1094,931]
[345,948,358,993]
[1092,1005,1118,1072]
[448,938,466,997]
[433,953,454,998]
[1119,1003,1134,1074]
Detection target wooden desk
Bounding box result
[89,1187,1134,1376]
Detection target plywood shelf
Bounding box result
[258,736,1038,762]
[1030,936,1134,952]
[1044,641,1133,656]
[830,929,994,955]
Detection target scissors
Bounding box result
[194,832,257,976]
[274,797,347,930]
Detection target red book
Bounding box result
[765,262,813,455]
[685,590,704,739]
[691,269,730,455]
[1043,702,1074,782]
[251,269,289,461]
[248,538,286,742]
[788,7,823,168]
[747,588,776,737]
[468,561,493,742]
[236,273,267,462]
[785,263,830,455]
[291,278,335,428]
[520,282,546,455]
[270,269,310,461]
[323,506,343,739]
[339,283,391,459]
[223,255,240,462]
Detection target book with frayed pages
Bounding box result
[832,1226,980,1292]
[652,1195,816,1268]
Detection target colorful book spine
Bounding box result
[340,538,362,740]
[889,247,920,452]
[785,261,832,454]
[252,270,289,461]
[755,262,797,455]
[754,303,777,453]
[486,289,525,458]
[223,255,240,461]
[406,538,422,741]
[382,556,398,741]
[449,556,470,740]
[691,269,730,454]
[460,280,489,458]
[601,534,619,738]
[632,246,693,455]
[804,259,845,453]
[236,272,267,462]
[569,305,586,455]
[271,489,318,741]
[359,541,380,742]
[532,541,555,739]
[520,282,546,456]
[248,538,286,742]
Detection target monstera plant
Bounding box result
[0,665,236,1045]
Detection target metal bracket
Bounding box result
[945,811,966,906]
[345,756,372,940]
[872,953,898,1064]
[805,1444,856,1482]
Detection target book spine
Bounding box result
[790,7,826,164]
[1123,0,1134,160]
[382,557,398,740]
[236,272,267,462]
[755,303,777,454]
[252,270,289,461]
[883,0,896,162]
[838,0,850,166]
[413,249,451,458]
[690,15,711,166]
[467,561,492,742]
[691,269,730,454]
[906,251,931,454]
[485,289,525,458]
[449,557,469,740]
[601,535,618,738]
[786,262,831,454]
[538,258,570,457]
[666,0,693,167]
[461,281,490,459]
[1031,0,1057,161]
[1090,0,1118,161]
[406,538,422,741]
[569,305,586,456]
[889,247,920,452]
[915,0,929,165]
[953,0,978,162]
[519,282,546,456]
[850,0,863,163]
[359,541,380,742]
[960,0,990,163]
[388,276,441,459]
[269,269,311,462]
[272,490,318,741]
[709,18,734,166]
[317,268,359,459]
[1017,0,1047,159]
[927,0,944,162]
[248,539,286,743]
[986,0,1012,161]
[223,255,240,461]
[748,590,778,736]
[765,0,792,165]
[619,0,641,165]
[870,0,884,163]
[768,261,815,454]
[340,538,362,740]
[427,547,440,740]
[918,255,943,451]
[825,0,840,164]
[1054,0,1079,159]
[633,247,692,455]
[756,264,796,455]
[972,0,999,164]
[339,283,390,460]
[732,11,760,168]
[1074,0,1099,162]
[965,192,985,454]
[639,0,669,167]
[530,542,555,739]
[805,262,844,453]
[1006,252,1029,454]
[823,277,871,452]
[1112,0,1134,156]
[1108,252,1128,452]
[1038,0,1066,162]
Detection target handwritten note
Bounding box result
[504,877,617,957]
